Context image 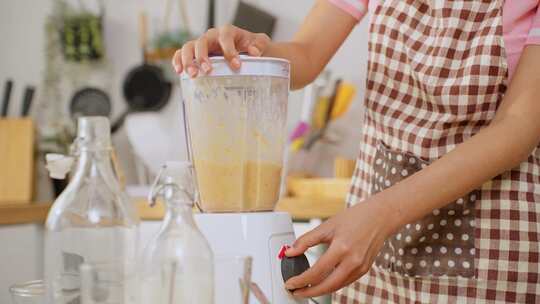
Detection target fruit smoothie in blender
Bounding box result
[181,56,289,213]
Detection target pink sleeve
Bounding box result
[526,2,540,45]
[328,0,368,21]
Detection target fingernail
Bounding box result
[173,64,181,74]
[231,57,241,69]
[201,62,211,73]
[187,66,197,77]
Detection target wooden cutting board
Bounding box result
[286,177,351,199]
[0,119,34,204]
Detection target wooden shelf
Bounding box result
[276,196,345,221]
[0,196,345,226]
[0,203,51,225]
[287,177,350,199]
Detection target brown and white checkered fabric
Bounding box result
[335,0,540,302]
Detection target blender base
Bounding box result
[195,211,308,304]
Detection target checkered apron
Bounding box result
[334,0,540,303]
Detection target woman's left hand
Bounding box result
[284,198,396,298]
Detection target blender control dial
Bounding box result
[279,245,311,290]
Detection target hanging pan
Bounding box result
[112,12,172,133]
[70,87,112,119]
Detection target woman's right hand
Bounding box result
[172,25,271,77]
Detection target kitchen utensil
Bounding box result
[2,79,13,117]
[249,281,271,304]
[181,56,307,303]
[0,119,34,204]
[330,82,356,119]
[181,56,289,213]
[290,84,314,142]
[324,79,342,127]
[208,0,215,29]
[9,280,45,304]
[113,12,171,133]
[290,137,305,152]
[305,79,342,149]
[289,71,332,152]
[70,87,112,119]
[214,256,253,304]
[312,96,329,130]
[20,86,35,117]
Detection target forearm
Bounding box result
[369,45,540,235]
[263,0,358,89]
[375,115,539,234]
[264,41,321,89]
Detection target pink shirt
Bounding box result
[330,0,540,80]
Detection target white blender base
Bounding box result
[195,212,308,304]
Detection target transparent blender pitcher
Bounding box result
[181,56,290,212]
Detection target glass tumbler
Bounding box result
[80,262,137,304]
[9,280,45,304]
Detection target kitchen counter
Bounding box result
[0,197,346,225]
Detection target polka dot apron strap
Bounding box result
[372,141,476,278]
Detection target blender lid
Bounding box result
[181,55,290,79]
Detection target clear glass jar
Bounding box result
[10,280,45,304]
[44,117,139,304]
[140,161,214,303]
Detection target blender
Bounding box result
[181,56,307,303]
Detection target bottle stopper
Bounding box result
[45,153,74,179]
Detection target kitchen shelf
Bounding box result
[0,203,50,225]
[276,196,345,221]
[0,196,346,226]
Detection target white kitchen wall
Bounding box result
[0,224,44,303]
[0,0,369,194]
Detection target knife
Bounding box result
[1,79,13,117]
[20,86,36,117]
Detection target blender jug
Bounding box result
[181,56,290,212]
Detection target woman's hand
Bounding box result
[170,1,359,88]
[172,25,271,77]
[284,199,396,298]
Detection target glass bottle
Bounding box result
[44,116,139,304]
[140,161,214,304]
